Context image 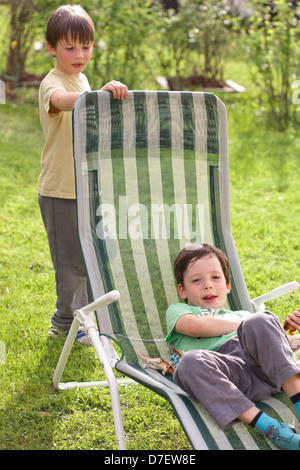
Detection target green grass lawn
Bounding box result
[225,92,300,312]
[0,85,300,450]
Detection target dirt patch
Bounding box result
[157,75,245,92]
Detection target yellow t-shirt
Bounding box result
[38,68,91,199]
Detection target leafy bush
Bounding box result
[245,0,300,130]
[157,0,236,88]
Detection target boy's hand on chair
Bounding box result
[101,80,128,100]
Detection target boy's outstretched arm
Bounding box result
[49,80,128,113]
[49,90,82,113]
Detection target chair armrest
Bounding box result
[250,281,299,312]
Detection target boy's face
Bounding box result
[47,37,93,77]
[178,254,231,309]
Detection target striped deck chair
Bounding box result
[53,90,299,450]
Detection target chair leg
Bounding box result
[52,316,81,390]
[52,291,127,450]
[87,325,127,450]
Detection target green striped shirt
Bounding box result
[166,303,251,352]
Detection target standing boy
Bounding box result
[39,5,128,345]
[166,243,300,450]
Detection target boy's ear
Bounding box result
[178,283,187,300]
[46,41,56,57]
[226,283,231,294]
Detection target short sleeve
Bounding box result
[165,303,194,344]
[39,76,65,115]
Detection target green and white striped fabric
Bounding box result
[73,91,299,450]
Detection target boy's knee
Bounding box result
[238,310,280,340]
[241,310,275,328]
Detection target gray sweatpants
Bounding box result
[38,195,90,330]
[173,311,300,430]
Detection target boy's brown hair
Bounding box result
[174,243,231,286]
[46,4,95,48]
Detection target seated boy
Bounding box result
[166,243,300,450]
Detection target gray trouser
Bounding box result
[38,195,90,330]
[173,311,300,429]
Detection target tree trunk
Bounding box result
[5,0,35,89]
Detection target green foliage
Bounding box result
[2,0,300,129]
[89,0,161,89]
[157,0,236,87]
[245,0,300,130]
[0,0,245,91]
[1,0,43,79]
[0,0,162,89]
[0,6,10,76]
